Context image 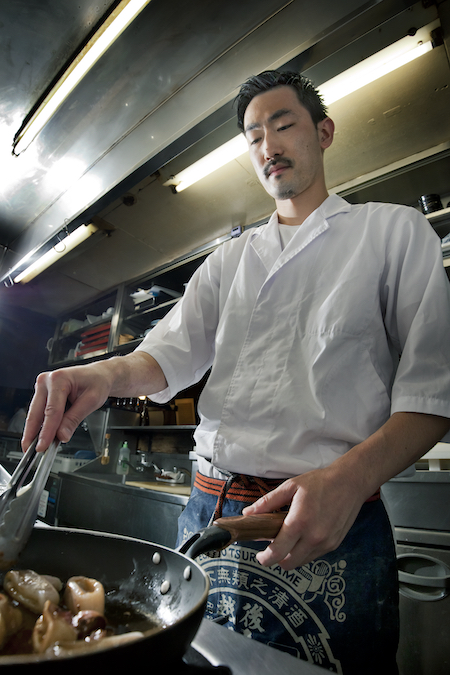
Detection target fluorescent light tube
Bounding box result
[13,224,98,283]
[13,0,151,154]
[164,135,248,192]
[319,39,433,106]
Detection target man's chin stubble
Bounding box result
[275,187,297,199]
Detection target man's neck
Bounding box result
[276,188,329,226]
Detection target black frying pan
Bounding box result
[0,513,285,671]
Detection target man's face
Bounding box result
[243,86,332,203]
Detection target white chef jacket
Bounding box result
[136,195,450,479]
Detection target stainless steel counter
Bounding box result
[192,619,328,674]
[63,471,190,505]
[382,470,450,531]
[56,472,189,547]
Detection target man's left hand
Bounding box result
[242,466,366,570]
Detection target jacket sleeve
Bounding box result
[134,248,222,402]
[382,207,450,418]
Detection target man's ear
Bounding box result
[318,117,334,150]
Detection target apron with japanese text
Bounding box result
[176,473,399,675]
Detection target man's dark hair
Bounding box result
[235,70,328,132]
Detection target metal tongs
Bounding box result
[0,437,59,569]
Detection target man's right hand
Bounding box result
[22,352,168,452]
[22,360,114,453]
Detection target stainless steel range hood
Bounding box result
[0,0,449,316]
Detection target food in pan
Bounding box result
[3,570,60,614]
[32,601,78,653]
[0,569,144,657]
[0,593,23,649]
[64,576,105,615]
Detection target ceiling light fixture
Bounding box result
[13,0,152,155]
[165,22,436,193]
[164,135,248,193]
[319,37,434,106]
[12,223,99,284]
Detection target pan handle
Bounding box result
[179,512,286,559]
[213,512,286,542]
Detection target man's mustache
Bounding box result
[263,158,293,178]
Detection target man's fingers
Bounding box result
[21,398,42,452]
[243,480,298,515]
[256,533,314,570]
[36,372,75,450]
[256,510,347,570]
[255,510,306,567]
[22,370,77,452]
[21,373,60,451]
[55,393,100,441]
[256,541,291,567]
[242,481,308,566]
[22,361,113,453]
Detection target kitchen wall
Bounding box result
[0,303,55,423]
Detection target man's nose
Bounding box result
[263,130,283,161]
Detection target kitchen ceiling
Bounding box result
[0,0,449,317]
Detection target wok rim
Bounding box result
[0,525,210,666]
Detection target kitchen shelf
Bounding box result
[124,297,179,322]
[111,337,144,354]
[56,317,112,340]
[426,205,450,226]
[48,288,120,367]
[117,253,210,346]
[47,248,210,367]
[108,421,197,456]
[120,298,181,347]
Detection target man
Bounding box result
[23,71,450,673]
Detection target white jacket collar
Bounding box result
[250,195,350,272]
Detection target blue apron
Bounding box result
[177,473,399,675]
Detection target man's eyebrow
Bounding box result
[244,108,295,135]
